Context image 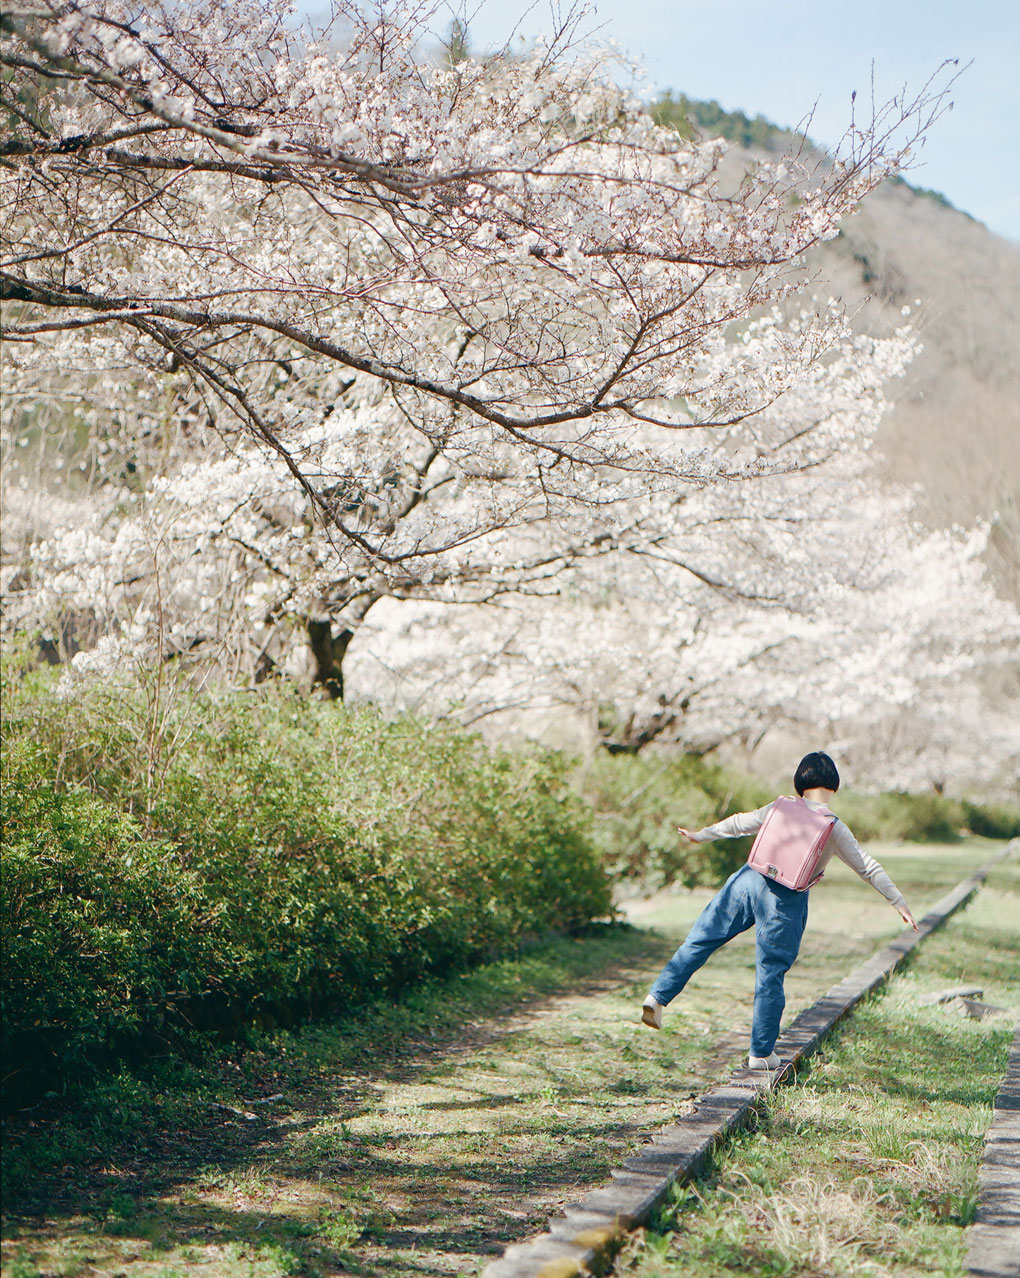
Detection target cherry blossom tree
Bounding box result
[2,299,924,697]
[341,474,1020,775]
[7,0,1014,793]
[8,296,1017,793]
[1,1,953,484]
[1,0,957,680]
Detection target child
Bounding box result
[641,752,918,1069]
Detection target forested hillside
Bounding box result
[655,94,1020,598]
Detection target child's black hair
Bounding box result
[794,751,840,795]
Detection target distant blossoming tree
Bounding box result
[341,477,1020,781]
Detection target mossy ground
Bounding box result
[2,841,1011,1277]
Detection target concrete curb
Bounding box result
[483,840,1018,1278]
[965,1017,1020,1278]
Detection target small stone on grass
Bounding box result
[949,997,1007,1020]
[917,986,984,1006]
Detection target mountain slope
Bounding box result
[655,94,1020,599]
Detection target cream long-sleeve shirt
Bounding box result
[691,798,908,911]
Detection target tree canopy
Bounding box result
[3,3,1015,790]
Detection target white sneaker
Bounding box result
[747,1051,781,1070]
[641,995,664,1029]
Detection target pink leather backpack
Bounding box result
[746,796,836,891]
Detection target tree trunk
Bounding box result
[307,619,355,700]
[597,701,680,754]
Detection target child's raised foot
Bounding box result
[641,995,664,1029]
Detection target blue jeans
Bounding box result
[648,864,809,1057]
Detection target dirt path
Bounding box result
[1,843,990,1278]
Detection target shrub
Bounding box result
[833,791,966,843]
[961,799,1020,840]
[1,669,610,1104]
[1,768,213,1093]
[575,751,772,891]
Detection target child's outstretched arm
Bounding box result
[677,803,774,844]
[830,824,919,930]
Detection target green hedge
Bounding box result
[961,799,1020,840]
[831,790,966,843]
[1,675,610,1104]
[1,774,212,1089]
[575,752,772,891]
[830,790,1020,843]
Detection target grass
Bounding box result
[1,839,1011,1277]
[614,854,1019,1278]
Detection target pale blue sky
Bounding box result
[309,1,1019,240]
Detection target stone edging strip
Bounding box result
[483,839,1018,1278]
[965,1016,1020,1277]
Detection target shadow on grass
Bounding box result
[9,862,1013,1276]
[850,1015,1014,1107]
[4,1112,642,1277]
[803,935,1017,1118]
[2,921,667,1275]
[7,1192,498,1277]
